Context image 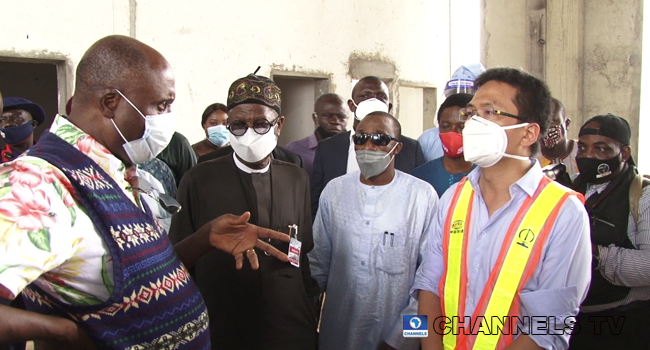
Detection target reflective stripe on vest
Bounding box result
[440,176,573,350]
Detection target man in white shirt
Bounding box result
[310,111,438,350]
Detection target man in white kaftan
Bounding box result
[309,111,438,350]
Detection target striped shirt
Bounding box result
[583,183,650,312]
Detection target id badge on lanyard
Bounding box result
[288,224,301,267]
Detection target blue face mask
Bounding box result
[207,125,230,146]
[0,121,34,145]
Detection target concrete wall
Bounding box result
[583,0,643,158]
[482,0,644,162]
[0,0,452,144]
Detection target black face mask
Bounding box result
[315,126,337,140]
[576,155,622,183]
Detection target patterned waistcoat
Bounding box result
[22,131,210,350]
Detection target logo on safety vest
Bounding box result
[516,229,536,249]
[450,220,464,234]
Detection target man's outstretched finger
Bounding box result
[234,251,245,270]
[225,211,251,227]
[246,248,260,270]
[257,227,291,243]
[255,239,289,262]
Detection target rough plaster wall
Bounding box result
[134,0,450,142]
[583,0,643,160]
[545,0,584,140]
[482,0,528,69]
[0,0,131,99]
[0,0,449,144]
[398,86,425,138]
[482,0,643,158]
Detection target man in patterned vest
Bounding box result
[0,35,290,349]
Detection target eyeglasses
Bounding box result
[459,106,526,123]
[126,177,182,215]
[227,117,280,136]
[352,133,399,146]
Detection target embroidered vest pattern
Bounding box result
[22,131,210,350]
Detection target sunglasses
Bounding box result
[352,133,399,146]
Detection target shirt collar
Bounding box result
[232,152,270,174]
[586,182,610,199]
[50,114,134,181]
[467,158,542,197]
[307,132,319,149]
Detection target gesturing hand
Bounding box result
[208,212,290,269]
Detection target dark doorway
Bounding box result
[273,75,329,146]
[0,60,59,140]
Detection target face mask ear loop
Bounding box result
[501,122,530,130]
[384,141,399,159]
[114,89,147,120]
[502,153,531,161]
[381,141,400,167]
[110,118,129,144]
[502,122,532,161]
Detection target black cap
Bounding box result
[579,113,634,165]
[579,113,631,145]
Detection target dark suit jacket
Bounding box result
[156,132,197,187]
[310,131,424,217]
[197,145,303,168]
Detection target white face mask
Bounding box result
[352,98,389,120]
[229,127,278,163]
[113,89,176,164]
[462,116,530,168]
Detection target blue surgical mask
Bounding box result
[0,121,34,145]
[207,125,230,146]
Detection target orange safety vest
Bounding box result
[438,176,584,350]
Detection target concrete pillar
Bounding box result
[546,0,585,138]
[482,0,644,159]
[582,0,643,159]
[482,0,528,68]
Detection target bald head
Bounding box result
[68,35,176,167]
[351,76,390,103]
[349,77,392,129]
[363,111,401,140]
[315,93,345,114]
[75,35,170,97]
[550,97,566,122]
[313,93,348,137]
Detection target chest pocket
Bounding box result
[375,231,408,275]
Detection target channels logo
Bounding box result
[403,315,428,338]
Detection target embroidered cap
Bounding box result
[227,67,281,115]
